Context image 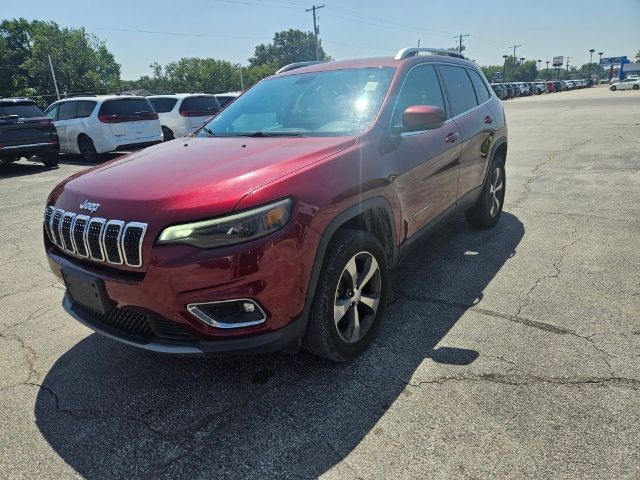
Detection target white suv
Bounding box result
[44,95,163,162]
[148,94,221,140]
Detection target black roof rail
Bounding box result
[275,61,328,74]
[395,47,466,60]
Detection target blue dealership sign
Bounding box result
[600,56,629,66]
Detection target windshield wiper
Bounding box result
[243,131,304,137]
[201,126,215,136]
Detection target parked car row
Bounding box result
[490,79,592,100]
[0,91,243,166]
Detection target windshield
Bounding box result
[197,67,395,138]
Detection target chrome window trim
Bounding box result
[59,211,77,253]
[187,299,267,329]
[71,214,91,258]
[101,219,125,265]
[87,218,107,262]
[121,222,148,267]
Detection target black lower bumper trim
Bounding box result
[63,295,307,357]
[115,140,161,151]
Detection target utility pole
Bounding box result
[537,59,542,78]
[454,34,469,53]
[597,52,603,84]
[306,4,325,61]
[239,65,244,91]
[566,56,572,79]
[47,54,60,100]
[588,49,595,85]
[546,61,550,81]
[502,54,509,82]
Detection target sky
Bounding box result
[2,0,639,80]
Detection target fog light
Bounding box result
[242,302,256,313]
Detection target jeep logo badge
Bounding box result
[79,200,100,213]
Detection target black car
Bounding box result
[490,84,506,100]
[0,98,59,167]
[504,83,514,98]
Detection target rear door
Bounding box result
[98,98,160,142]
[55,101,78,150]
[0,101,55,150]
[179,96,221,130]
[388,64,462,239]
[438,64,494,198]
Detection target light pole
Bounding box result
[598,52,603,84]
[537,59,542,79]
[502,54,509,82]
[546,61,550,80]
[588,49,595,86]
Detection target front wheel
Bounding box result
[633,84,639,90]
[465,157,506,228]
[610,85,617,91]
[303,229,389,362]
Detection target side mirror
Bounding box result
[402,105,446,132]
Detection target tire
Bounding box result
[41,151,59,168]
[633,85,639,90]
[78,135,101,162]
[303,228,389,362]
[465,156,506,229]
[162,126,175,141]
[610,85,616,91]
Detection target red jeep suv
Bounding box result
[43,48,507,362]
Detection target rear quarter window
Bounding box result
[438,65,479,117]
[179,96,221,115]
[149,98,178,113]
[99,98,155,116]
[468,69,491,103]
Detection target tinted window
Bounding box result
[98,98,154,116]
[0,101,45,118]
[468,69,491,103]
[149,97,178,113]
[179,96,221,115]
[58,101,77,120]
[215,96,236,108]
[76,101,96,118]
[391,64,446,131]
[439,65,479,117]
[45,104,59,120]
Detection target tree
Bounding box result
[636,50,640,62]
[0,19,121,104]
[249,29,329,69]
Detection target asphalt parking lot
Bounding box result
[1,87,639,479]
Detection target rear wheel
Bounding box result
[465,156,506,228]
[41,152,59,168]
[78,135,101,162]
[162,126,175,141]
[303,229,389,362]
[633,84,639,90]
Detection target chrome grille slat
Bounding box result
[45,207,147,268]
[102,220,125,265]
[60,212,76,253]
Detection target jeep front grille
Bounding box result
[45,206,147,268]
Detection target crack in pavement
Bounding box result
[510,138,591,211]
[406,372,639,389]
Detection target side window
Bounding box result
[468,69,491,104]
[438,65,479,117]
[58,101,77,121]
[76,101,96,118]
[391,64,446,132]
[45,104,59,121]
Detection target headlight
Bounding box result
[158,198,292,248]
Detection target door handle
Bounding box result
[484,115,493,124]
[444,132,460,143]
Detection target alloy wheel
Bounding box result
[489,167,504,217]
[333,251,382,343]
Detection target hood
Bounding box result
[51,136,355,224]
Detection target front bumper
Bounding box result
[63,295,306,357]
